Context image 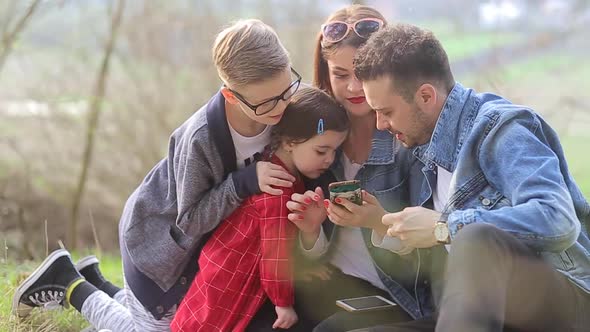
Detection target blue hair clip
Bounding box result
[317,118,324,135]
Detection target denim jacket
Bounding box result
[314,129,434,319]
[412,83,590,295]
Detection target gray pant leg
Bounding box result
[80,283,174,332]
[112,288,128,304]
[80,291,135,332]
[437,223,590,332]
[125,283,175,332]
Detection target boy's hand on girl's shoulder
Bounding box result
[256,161,296,196]
[273,306,298,329]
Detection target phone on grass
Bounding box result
[328,180,362,205]
[335,295,397,312]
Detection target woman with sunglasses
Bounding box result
[287,5,426,332]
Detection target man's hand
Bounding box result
[256,161,296,195]
[382,206,442,248]
[273,306,298,329]
[325,190,389,235]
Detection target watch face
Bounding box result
[434,223,449,242]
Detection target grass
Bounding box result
[418,20,525,62]
[440,31,523,63]
[491,55,586,84]
[460,45,590,90]
[561,137,590,199]
[0,251,123,332]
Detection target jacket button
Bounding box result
[180,276,187,285]
[457,222,464,230]
[481,198,491,206]
[156,306,164,314]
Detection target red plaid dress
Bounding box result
[171,157,303,332]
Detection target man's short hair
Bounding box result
[354,23,455,101]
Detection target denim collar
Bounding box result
[413,83,480,173]
[366,129,400,165]
[332,128,399,171]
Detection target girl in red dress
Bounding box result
[171,86,350,332]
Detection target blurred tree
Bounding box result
[70,0,126,250]
[0,0,42,76]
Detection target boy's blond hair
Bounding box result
[213,19,290,88]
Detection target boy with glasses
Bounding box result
[13,19,301,332]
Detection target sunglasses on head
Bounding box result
[321,18,384,44]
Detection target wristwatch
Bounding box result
[433,213,451,244]
[434,222,450,244]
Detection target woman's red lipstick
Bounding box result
[347,97,366,104]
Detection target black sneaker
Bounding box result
[12,249,83,317]
[75,255,106,288]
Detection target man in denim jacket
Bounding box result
[350,23,590,332]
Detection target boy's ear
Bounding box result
[221,87,239,105]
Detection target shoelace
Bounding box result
[28,290,65,309]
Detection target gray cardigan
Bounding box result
[119,91,260,318]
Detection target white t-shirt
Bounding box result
[433,166,453,212]
[433,166,455,252]
[329,154,388,291]
[228,123,272,169]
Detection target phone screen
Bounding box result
[338,296,396,310]
[329,180,362,205]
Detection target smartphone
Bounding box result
[328,180,362,205]
[335,295,397,312]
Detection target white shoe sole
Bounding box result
[11,249,70,317]
[75,255,99,272]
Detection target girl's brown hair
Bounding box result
[312,5,387,96]
[270,85,349,151]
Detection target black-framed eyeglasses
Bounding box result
[226,68,302,116]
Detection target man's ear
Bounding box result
[415,83,437,108]
[221,87,239,105]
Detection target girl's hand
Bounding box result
[256,161,296,195]
[286,187,326,234]
[273,306,298,329]
[326,190,389,235]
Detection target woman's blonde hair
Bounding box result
[213,19,290,88]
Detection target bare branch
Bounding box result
[0,0,42,75]
[70,0,126,250]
